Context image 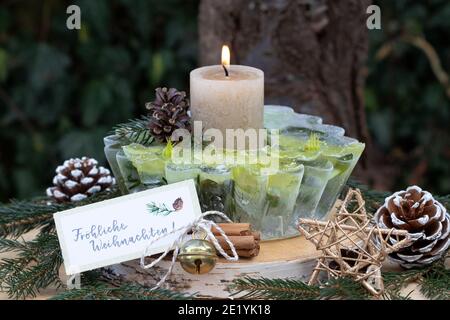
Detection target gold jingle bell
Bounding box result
[178,239,218,274]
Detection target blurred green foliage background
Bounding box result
[368,0,450,194]
[0,0,448,202]
[0,0,199,201]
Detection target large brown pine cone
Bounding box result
[374,186,449,268]
[46,157,115,203]
[145,87,191,142]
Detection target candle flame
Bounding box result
[221,45,231,69]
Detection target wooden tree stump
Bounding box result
[104,236,320,299]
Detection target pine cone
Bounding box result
[145,87,191,142]
[172,198,183,211]
[374,186,450,268]
[46,157,115,203]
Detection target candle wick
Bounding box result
[222,65,229,77]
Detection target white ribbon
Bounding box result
[140,211,239,290]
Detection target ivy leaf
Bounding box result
[150,52,165,86]
[0,48,8,82]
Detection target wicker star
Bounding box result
[297,189,413,296]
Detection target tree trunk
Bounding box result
[198,0,372,169]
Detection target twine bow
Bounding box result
[140,211,239,290]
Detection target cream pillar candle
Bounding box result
[190,52,264,134]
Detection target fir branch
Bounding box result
[113,116,155,146]
[0,200,64,238]
[50,283,194,300]
[420,259,450,300]
[382,269,419,300]
[382,259,449,300]
[230,277,320,300]
[230,277,370,300]
[0,238,27,253]
[147,202,175,216]
[318,277,370,300]
[0,187,121,238]
[0,232,63,299]
[230,261,450,301]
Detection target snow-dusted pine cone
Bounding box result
[374,186,449,268]
[46,157,115,203]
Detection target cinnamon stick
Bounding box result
[224,246,260,258]
[216,235,258,250]
[212,223,252,236]
[211,223,261,258]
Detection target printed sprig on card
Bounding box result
[147,198,184,216]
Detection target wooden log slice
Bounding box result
[104,236,320,299]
